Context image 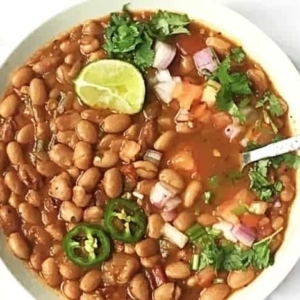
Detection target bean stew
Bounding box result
[0,5,298,300]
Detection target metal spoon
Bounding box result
[241,134,300,169]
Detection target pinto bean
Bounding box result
[8,232,30,260]
[93,150,119,168]
[0,177,10,204]
[140,255,161,268]
[165,261,191,279]
[36,122,51,140]
[60,40,79,54]
[0,142,8,172]
[29,78,47,106]
[173,211,196,232]
[49,144,74,169]
[0,205,21,235]
[196,266,215,288]
[279,175,295,202]
[183,180,202,207]
[103,168,123,198]
[119,140,141,163]
[8,193,22,209]
[80,294,104,300]
[135,238,159,258]
[33,57,62,74]
[102,114,131,133]
[136,179,156,195]
[27,225,52,247]
[11,66,34,88]
[83,206,103,224]
[18,164,43,190]
[176,122,201,134]
[36,160,61,177]
[49,172,72,201]
[30,245,49,271]
[197,213,218,226]
[56,130,79,148]
[83,20,103,35]
[77,167,101,192]
[62,281,82,300]
[76,120,98,144]
[73,186,91,207]
[45,221,65,241]
[206,37,231,55]
[129,274,150,300]
[133,161,158,179]
[153,283,181,300]
[147,214,164,239]
[0,94,20,118]
[18,202,42,224]
[59,260,84,280]
[26,190,42,207]
[16,124,34,144]
[4,170,26,195]
[60,201,83,223]
[227,268,255,289]
[98,134,122,150]
[200,284,230,300]
[6,141,24,165]
[80,270,102,293]
[81,109,104,123]
[154,131,177,152]
[73,141,93,170]
[271,216,284,231]
[42,257,62,287]
[80,37,101,54]
[247,69,268,93]
[159,169,185,192]
[124,124,141,141]
[55,112,81,131]
[124,244,135,255]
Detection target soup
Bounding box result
[0,6,298,300]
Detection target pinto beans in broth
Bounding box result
[0,8,296,300]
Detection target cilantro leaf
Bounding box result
[103,7,190,71]
[215,57,252,123]
[227,170,245,183]
[230,47,246,63]
[209,175,219,189]
[252,242,274,269]
[239,97,251,108]
[149,11,190,39]
[248,159,282,201]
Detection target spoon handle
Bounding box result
[243,134,300,166]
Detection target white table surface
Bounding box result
[0,0,300,299]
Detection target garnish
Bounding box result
[230,47,246,63]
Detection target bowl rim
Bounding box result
[1,1,300,300]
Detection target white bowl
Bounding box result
[1,0,300,299]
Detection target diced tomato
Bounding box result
[212,112,233,129]
[217,188,255,224]
[169,148,196,172]
[241,213,262,228]
[172,81,203,110]
[190,103,207,119]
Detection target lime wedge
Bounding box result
[74,59,146,114]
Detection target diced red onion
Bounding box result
[213,221,238,243]
[154,81,177,104]
[239,137,249,147]
[162,223,189,249]
[150,181,177,209]
[161,209,178,222]
[163,197,182,212]
[132,191,144,200]
[249,201,268,215]
[144,149,162,166]
[174,108,190,122]
[224,123,242,141]
[153,41,177,70]
[231,223,256,247]
[274,199,282,208]
[193,47,220,75]
[156,69,173,83]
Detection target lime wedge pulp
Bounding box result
[74,59,146,114]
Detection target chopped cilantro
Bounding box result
[148,10,190,40]
[231,204,249,216]
[248,159,283,201]
[230,47,246,63]
[215,57,252,123]
[271,153,300,169]
[103,5,190,71]
[186,224,279,272]
[238,97,251,108]
[227,169,244,183]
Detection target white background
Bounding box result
[0,0,300,299]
